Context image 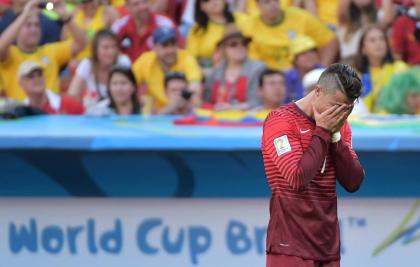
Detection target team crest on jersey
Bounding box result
[274,135,291,156]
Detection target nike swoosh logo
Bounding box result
[300,129,311,134]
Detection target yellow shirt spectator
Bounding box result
[187,12,248,66]
[242,6,335,70]
[0,40,72,101]
[245,0,291,16]
[362,61,407,113]
[74,5,107,60]
[111,0,125,8]
[132,49,202,109]
[316,0,338,27]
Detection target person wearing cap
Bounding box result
[18,61,84,115]
[0,0,87,101]
[132,26,202,111]
[204,25,265,111]
[284,35,324,103]
[111,0,178,62]
[302,68,326,95]
[241,0,337,70]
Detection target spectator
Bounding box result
[0,0,11,16]
[242,0,337,70]
[284,35,323,103]
[234,0,287,16]
[132,27,202,111]
[73,0,120,60]
[204,25,265,110]
[0,0,63,45]
[377,67,420,114]
[18,61,84,115]
[302,68,326,95]
[391,0,420,65]
[111,0,177,62]
[86,66,141,115]
[159,72,193,115]
[0,0,87,101]
[68,29,131,108]
[336,0,394,61]
[254,68,286,111]
[289,0,339,29]
[186,0,247,69]
[353,25,407,112]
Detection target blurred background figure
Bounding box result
[377,67,420,114]
[284,35,323,103]
[0,0,63,45]
[186,0,247,72]
[0,0,11,16]
[18,60,84,115]
[69,29,131,109]
[353,25,407,113]
[0,0,87,101]
[241,0,338,70]
[86,66,141,115]
[159,72,193,115]
[132,26,202,112]
[337,0,395,62]
[391,0,420,65]
[301,67,325,95]
[204,25,265,111]
[72,0,120,60]
[112,0,178,62]
[254,68,286,112]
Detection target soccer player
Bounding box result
[261,63,365,267]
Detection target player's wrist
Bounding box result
[331,132,341,143]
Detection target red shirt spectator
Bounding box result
[39,93,85,115]
[18,60,84,115]
[111,0,176,62]
[391,13,420,65]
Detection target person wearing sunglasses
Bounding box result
[204,25,265,111]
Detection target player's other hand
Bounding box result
[313,104,352,132]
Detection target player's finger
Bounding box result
[328,104,348,119]
[321,105,339,116]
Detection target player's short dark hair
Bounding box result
[259,68,284,87]
[318,63,362,100]
[164,72,187,88]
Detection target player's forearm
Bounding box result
[331,141,364,192]
[289,127,331,191]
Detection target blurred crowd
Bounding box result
[0,0,420,118]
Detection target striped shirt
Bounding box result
[262,103,364,261]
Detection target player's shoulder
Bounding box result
[266,103,297,120]
[263,103,298,129]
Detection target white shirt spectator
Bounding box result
[75,55,131,108]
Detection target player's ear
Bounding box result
[314,85,321,97]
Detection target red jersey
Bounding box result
[391,15,420,65]
[112,13,176,62]
[261,103,364,261]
